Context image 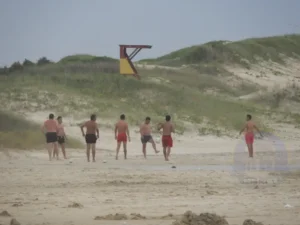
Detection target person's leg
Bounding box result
[149,138,159,153]
[60,143,67,159]
[167,147,171,158]
[249,144,253,157]
[52,144,56,158]
[47,143,53,161]
[123,142,127,159]
[166,136,172,160]
[246,144,251,157]
[163,147,167,161]
[92,143,96,162]
[86,144,91,162]
[142,143,147,159]
[53,142,59,160]
[116,142,121,160]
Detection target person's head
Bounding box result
[49,113,54,119]
[57,116,62,124]
[145,116,151,124]
[165,115,171,122]
[120,114,125,120]
[246,114,252,121]
[90,114,96,121]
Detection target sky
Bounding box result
[0,0,300,66]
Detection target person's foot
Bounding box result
[93,159,96,162]
[87,159,90,162]
[155,150,160,153]
[115,156,118,160]
[64,157,67,159]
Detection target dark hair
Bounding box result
[247,114,252,120]
[120,114,125,120]
[49,113,54,119]
[91,114,96,121]
[145,116,151,121]
[57,116,62,120]
[166,115,171,121]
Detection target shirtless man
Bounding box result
[55,116,67,159]
[41,113,59,161]
[80,114,99,162]
[158,115,175,161]
[239,114,263,158]
[140,117,159,159]
[115,114,130,160]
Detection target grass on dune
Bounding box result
[0,110,83,149]
[139,34,300,68]
[0,67,270,136]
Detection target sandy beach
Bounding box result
[1,121,300,225]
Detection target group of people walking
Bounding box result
[42,112,262,162]
[42,113,175,162]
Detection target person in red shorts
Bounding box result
[115,114,130,160]
[158,115,175,161]
[239,114,263,158]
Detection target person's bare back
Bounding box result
[84,120,98,135]
[80,114,99,162]
[161,121,174,135]
[116,120,128,134]
[158,115,175,161]
[245,121,255,133]
[115,114,130,160]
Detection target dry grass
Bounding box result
[0,111,83,149]
[0,66,270,137]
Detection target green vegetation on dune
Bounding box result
[0,111,83,149]
[3,34,299,138]
[139,34,300,67]
[59,54,118,64]
[0,67,269,136]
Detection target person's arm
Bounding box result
[80,122,86,136]
[254,124,263,137]
[239,123,246,135]
[126,124,131,141]
[171,123,175,133]
[96,123,99,138]
[114,123,118,140]
[157,123,163,131]
[55,122,59,134]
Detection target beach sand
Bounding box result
[1,118,300,225]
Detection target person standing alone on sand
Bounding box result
[42,113,59,161]
[239,114,263,158]
[55,116,67,159]
[140,117,159,159]
[158,115,175,161]
[115,114,130,160]
[80,114,99,162]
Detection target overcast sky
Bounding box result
[0,0,300,65]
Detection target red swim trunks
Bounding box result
[117,133,127,142]
[162,135,173,147]
[245,132,254,144]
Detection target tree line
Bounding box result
[0,57,119,75]
[0,57,52,75]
